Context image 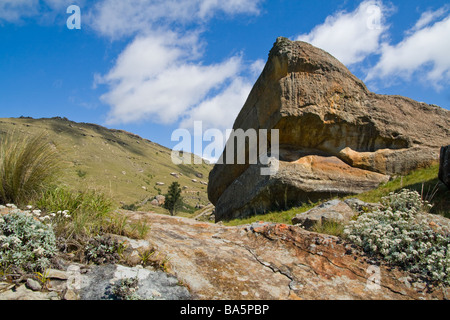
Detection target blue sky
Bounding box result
[1,0,449,156]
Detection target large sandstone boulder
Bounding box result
[439,146,450,188]
[208,37,450,221]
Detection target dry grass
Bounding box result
[0,132,61,205]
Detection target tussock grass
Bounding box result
[35,187,119,239]
[311,220,345,237]
[0,132,61,205]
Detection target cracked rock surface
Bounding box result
[124,211,447,300]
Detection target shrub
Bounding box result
[344,189,450,285]
[163,182,182,216]
[84,235,121,265]
[0,211,57,273]
[110,276,142,300]
[0,132,61,205]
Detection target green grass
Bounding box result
[311,221,345,237]
[34,186,153,240]
[351,164,449,217]
[35,187,115,238]
[225,164,449,227]
[225,202,320,226]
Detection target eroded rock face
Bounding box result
[208,37,450,221]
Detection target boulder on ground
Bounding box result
[292,199,355,229]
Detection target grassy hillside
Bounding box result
[0,117,212,215]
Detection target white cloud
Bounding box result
[366,13,450,86]
[88,0,262,39]
[91,0,265,131]
[96,33,253,128]
[296,0,388,66]
[0,0,84,23]
[409,7,448,33]
[180,76,254,131]
[0,0,39,22]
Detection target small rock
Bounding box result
[48,279,67,292]
[292,200,355,230]
[63,289,80,300]
[26,279,42,292]
[46,269,69,280]
[155,195,166,205]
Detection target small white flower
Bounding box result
[26,205,33,210]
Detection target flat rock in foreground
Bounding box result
[125,211,447,300]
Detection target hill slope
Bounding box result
[0,117,212,214]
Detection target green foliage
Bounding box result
[110,276,142,300]
[354,164,449,217]
[84,235,121,265]
[312,220,345,237]
[344,189,450,285]
[130,219,151,239]
[163,182,182,216]
[0,132,61,205]
[35,187,114,238]
[0,211,57,273]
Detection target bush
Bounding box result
[0,211,57,273]
[0,132,61,205]
[110,276,142,300]
[344,189,450,285]
[84,235,121,265]
[163,182,182,216]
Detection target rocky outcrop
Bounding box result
[209,37,450,221]
[123,212,446,300]
[439,146,450,188]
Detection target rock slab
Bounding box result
[123,211,447,300]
